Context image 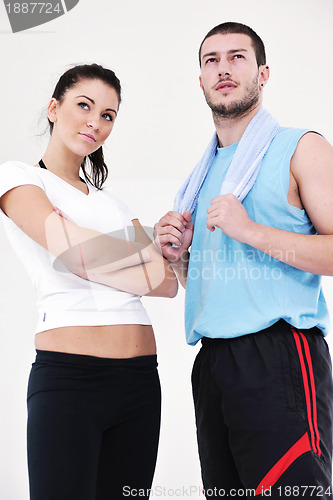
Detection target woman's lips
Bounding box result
[79,133,96,143]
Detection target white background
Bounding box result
[0,0,332,498]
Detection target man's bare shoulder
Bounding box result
[290,131,333,234]
[291,132,333,179]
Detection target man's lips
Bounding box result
[215,81,237,92]
[79,133,96,143]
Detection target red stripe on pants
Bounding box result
[255,326,322,494]
[298,331,322,457]
[255,433,311,495]
[292,329,317,452]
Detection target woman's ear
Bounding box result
[47,98,59,123]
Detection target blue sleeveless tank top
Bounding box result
[185,127,330,345]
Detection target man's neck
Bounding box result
[214,104,262,148]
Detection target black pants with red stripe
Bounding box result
[192,320,333,499]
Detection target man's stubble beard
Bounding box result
[203,74,260,121]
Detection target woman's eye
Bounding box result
[78,102,90,110]
[102,113,113,122]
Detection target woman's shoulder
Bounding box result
[1,160,34,168]
[0,161,45,196]
[0,160,39,175]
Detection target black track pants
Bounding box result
[27,350,161,500]
[192,320,333,499]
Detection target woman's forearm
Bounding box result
[46,212,151,274]
[51,214,178,296]
[78,241,178,298]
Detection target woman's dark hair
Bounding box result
[199,22,266,68]
[49,63,122,189]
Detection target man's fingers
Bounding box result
[157,233,183,248]
[156,224,183,238]
[183,210,193,227]
[155,212,187,232]
[210,193,236,205]
[165,210,187,220]
[154,210,192,257]
[206,214,219,232]
[183,227,194,247]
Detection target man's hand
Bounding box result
[154,210,193,263]
[206,194,255,242]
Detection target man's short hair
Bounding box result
[199,22,266,67]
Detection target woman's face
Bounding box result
[48,78,120,159]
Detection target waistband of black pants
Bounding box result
[200,319,323,346]
[34,349,158,369]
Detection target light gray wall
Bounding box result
[0,0,332,498]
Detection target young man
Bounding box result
[155,23,333,498]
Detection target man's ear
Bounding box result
[199,75,203,90]
[259,64,270,89]
[47,98,59,123]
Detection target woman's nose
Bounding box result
[86,115,100,130]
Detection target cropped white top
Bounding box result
[0,161,151,333]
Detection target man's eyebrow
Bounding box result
[75,95,117,115]
[227,48,248,54]
[202,48,248,60]
[202,51,218,60]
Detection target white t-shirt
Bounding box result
[0,161,151,333]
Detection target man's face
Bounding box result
[199,33,264,119]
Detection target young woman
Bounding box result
[0,64,178,500]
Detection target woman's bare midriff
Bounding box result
[35,324,156,358]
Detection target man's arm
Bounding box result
[154,210,193,288]
[206,133,333,275]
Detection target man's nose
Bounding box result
[218,59,231,77]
